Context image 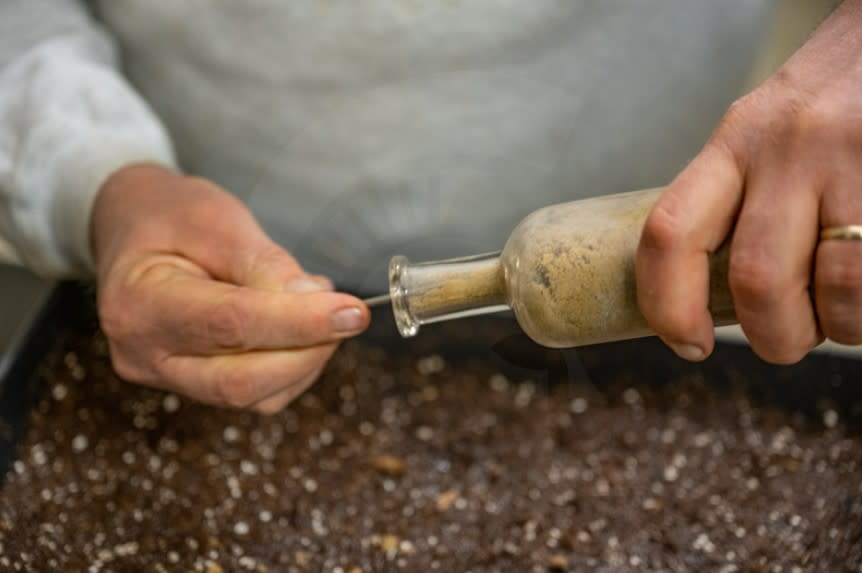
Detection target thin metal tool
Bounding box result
[362,294,391,308]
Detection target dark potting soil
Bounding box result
[1,309,861,572]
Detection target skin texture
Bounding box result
[91,164,370,413]
[637,0,862,365]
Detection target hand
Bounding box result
[636,0,862,364]
[91,164,370,412]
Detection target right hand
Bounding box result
[90,164,371,413]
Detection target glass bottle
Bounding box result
[388,187,736,348]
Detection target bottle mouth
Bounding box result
[388,255,419,338]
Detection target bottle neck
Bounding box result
[389,252,509,337]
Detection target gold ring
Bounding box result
[820,225,862,241]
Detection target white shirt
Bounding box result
[0,0,773,291]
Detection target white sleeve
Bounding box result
[0,0,176,278]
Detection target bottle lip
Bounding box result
[389,255,420,338]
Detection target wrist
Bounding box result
[90,163,181,276]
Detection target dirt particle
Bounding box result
[435,489,459,511]
[547,553,569,571]
[370,454,406,477]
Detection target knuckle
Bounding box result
[758,76,854,146]
[794,99,840,142]
[641,200,685,253]
[721,96,754,128]
[106,344,151,384]
[721,82,813,146]
[97,261,167,343]
[203,296,249,350]
[245,242,302,281]
[109,352,138,382]
[729,252,781,304]
[705,94,766,169]
[97,284,133,342]
[97,303,127,342]
[717,92,766,141]
[98,282,161,385]
[648,305,701,342]
[214,370,258,409]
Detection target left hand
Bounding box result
[636,0,862,364]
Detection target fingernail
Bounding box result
[668,342,706,362]
[283,278,327,293]
[331,306,364,334]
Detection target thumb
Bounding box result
[636,139,745,360]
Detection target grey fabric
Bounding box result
[98,1,774,291]
[1,1,775,284]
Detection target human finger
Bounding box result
[135,264,369,354]
[816,184,862,345]
[117,262,370,355]
[637,139,744,361]
[159,344,337,409]
[727,163,821,364]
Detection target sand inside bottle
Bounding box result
[504,188,735,347]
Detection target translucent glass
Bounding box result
[389,252,509,337]
[389,187,736,347]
